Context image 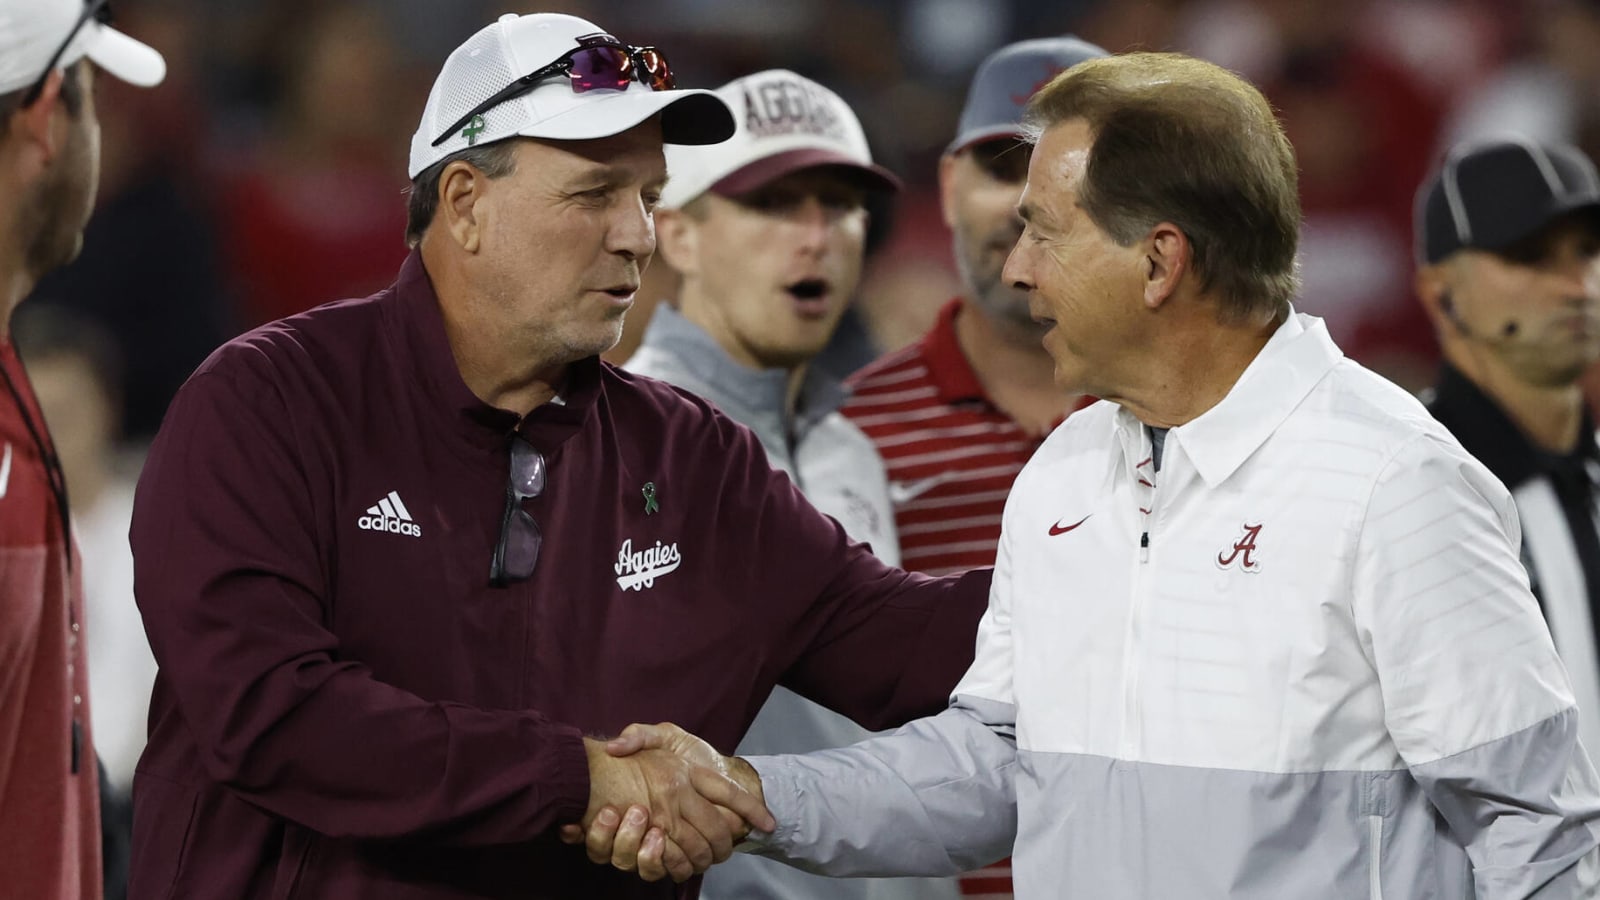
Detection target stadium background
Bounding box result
[28,0,1600,447]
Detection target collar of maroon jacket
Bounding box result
[384,249,606,456]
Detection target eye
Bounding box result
[642,190,663,212]
[742,190,797,213]
[821,192,863,213]
[570,186,613,206]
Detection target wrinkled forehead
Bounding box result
[1019,122,1092,218]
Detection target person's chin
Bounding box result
[1044,340,1086,387]
[754,339,820,371]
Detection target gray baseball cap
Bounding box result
[946,36,1107,155]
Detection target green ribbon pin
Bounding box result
[642,482,659,515]
[462,114,487,146]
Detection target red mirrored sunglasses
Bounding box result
[432,34,674,148]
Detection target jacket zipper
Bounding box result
[1122,447,1158,758]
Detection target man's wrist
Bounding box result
[728,756,765,816]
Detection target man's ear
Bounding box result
[1142,222,1189,310]
[654,207,699,277]
[9,69,70,164]
[1414,263,1452,324]
[439,161,487,253]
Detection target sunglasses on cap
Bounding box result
[432,34,675,148]
[21,0,113,107]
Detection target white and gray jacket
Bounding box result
[746,313,1600,899]
[627,305,960,900]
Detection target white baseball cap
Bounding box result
[408,13,735,180]
[660,69,900,209]
[0,0,166,96]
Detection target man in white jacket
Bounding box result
[581,51,1600,899]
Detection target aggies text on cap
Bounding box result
[659,69,900,210]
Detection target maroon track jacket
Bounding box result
[127,252,990,899]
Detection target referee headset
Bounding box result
[1432,141,1566,346]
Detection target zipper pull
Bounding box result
[1140,531,1150,563]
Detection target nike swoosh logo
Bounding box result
[887,472,955,505]
[0,442,11,499]
[1048,514,1090,536]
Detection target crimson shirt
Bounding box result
[845,299,1050,575]
[0,339,100,899]
[128,253,988,900]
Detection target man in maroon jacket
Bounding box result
[127,12,989,900]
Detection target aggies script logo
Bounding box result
[1216,523,1263,572]
[614,539,682,592]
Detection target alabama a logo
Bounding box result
[1216,523,1263,572]
[614,538,682,591]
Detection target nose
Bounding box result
[1002,239,1036,293]
[789,196,832,255]
[1577,256,1600,303]
[607,194,657,262]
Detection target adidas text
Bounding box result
[357,516,422,537]
[359,491,422,538]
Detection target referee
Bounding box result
[1415,137,1600,752]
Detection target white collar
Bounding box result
[1111,312,1344,488]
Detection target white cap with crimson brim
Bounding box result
[659,69,901,210]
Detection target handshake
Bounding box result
[561,723,775,884]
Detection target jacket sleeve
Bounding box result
[743,698,1018,878]
[758,450,990,732]
[1352,432,1600,897]
[740,517,1022,877]
[776,557,991,733]
[131,365,590,844]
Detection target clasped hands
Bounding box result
[564,723,772,883]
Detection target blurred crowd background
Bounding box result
[17,0,1600,833]
[30,0,1600,447]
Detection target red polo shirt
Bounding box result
[128,253,988,900]
[0,338,100,899]
[845,299,1053,576]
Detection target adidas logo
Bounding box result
[357,491,422,538]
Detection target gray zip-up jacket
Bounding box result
[627,305,962,900]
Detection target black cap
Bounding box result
[1416,138,1600,265]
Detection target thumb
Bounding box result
[606,722,671,756]
[558,824,584,844]
[690,765,775,834]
